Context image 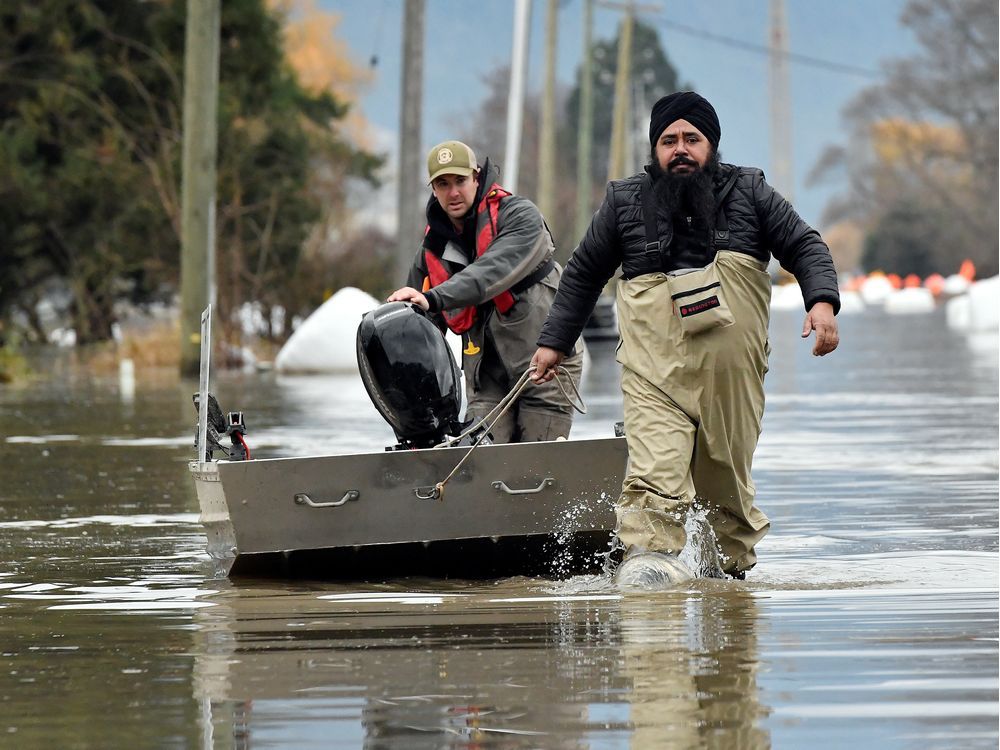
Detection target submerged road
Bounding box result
[0,306,996,748]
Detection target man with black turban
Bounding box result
[530,91,840,585]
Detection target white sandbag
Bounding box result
[946,276,999,333]
[965,276,999,332]
[942,274,971,295]
[770,282,803,310]
[859,275,894,305]
[945,294,970,330]
[884,287,935,315]
[838,290,865,314]
[275,287,380,373]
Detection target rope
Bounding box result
[550,365,587,416]
[428,364,585,501]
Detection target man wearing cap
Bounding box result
[388,140,583,443]
[530,92,840,584]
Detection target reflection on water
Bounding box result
[0,308,996,747]
[192,583,770,749]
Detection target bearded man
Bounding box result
[530,91,840,584]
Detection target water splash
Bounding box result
[590,500,726,582]
[679,504,726,579]
[545,491,615,580]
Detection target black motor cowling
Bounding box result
[357,302,463,449]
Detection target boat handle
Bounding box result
[294,490,359,508]
[413,486,441,500]
[491,477,555,495]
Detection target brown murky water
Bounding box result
[1,308,997,748]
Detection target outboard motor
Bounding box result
[357,302,465,450]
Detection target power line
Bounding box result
[653,18,882,79]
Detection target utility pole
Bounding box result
[602,0,658,181]
[630,75,647,175]
[607,7,634,181]
[537,0,558,221]
[179,0,220,377]
[396,0,425,285]
[505,0,532,193]
[769,0,793,202]
[574,0,594,241]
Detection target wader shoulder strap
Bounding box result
[510,258,556,294]
[713,203,730,250]
[640,176,660,253]
[712,170,740,251]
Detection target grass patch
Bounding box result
[0,346,30,383]
[83,320,181,373]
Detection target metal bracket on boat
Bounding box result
[196,305,212,466]
[491,477,555,495]
[293,490,359,508]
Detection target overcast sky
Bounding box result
[319,0,917,231]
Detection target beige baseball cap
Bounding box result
[426,140,478,183]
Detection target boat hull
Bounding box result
[191,436,628,578]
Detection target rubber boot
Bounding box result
[615,550,694,588]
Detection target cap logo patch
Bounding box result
[437,148,453,165]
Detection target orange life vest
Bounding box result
[423,184,515,334]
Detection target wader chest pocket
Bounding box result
[668,263,735,335]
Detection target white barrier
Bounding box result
[275,287,380,373]
[884,287,935,315]
[946,276,999,333]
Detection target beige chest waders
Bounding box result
[613,180,773,573]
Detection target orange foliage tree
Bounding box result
[810,0,998,277]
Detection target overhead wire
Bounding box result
[650,18,883,79]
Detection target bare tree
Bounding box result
[810,0,998,276]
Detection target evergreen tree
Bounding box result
[564,20,682,185]
[0,0,380,346]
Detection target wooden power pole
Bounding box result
[537,0,558,221]
[607,6,634,181]
[769,0,794,202]
[575,0,595,241]
[603,0,659,182]
[178,0,220,377]
[395,0,425,285]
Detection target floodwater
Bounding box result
[0,307,997,748]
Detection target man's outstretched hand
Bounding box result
[802,301,839,356]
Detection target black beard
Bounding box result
[647,150,720,229]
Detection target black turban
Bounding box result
[648,91,720,150]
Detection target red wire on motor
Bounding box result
[235,432,251,460]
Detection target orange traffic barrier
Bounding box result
[843,275,864,292]
[903,274,922,288]
[886,273,902,289]
[923,273,945,296]
[959,259,976,281]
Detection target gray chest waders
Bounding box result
[465,273,585,444]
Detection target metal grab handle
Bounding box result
[414,486,441,500]
[491,477,555,495]
[294,490,359,508]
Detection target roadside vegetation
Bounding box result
[0,0,389,380]
[809,0,997,277]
